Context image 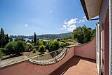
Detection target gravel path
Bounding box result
[0,56,28,68]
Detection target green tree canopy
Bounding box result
[73,25,95,44]
[0,28,9,48]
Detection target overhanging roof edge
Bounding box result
[80,0,89,20]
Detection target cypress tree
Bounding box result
[34,32,37,45]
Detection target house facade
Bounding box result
[80,0,110,75]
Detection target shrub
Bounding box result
[0,48,5,58]
[59,42,66,48]
[25,43,33,52]
[15,41,25,54]
[5,41,16,55]
[38,45,45,54]
[47,40,59,52]
[52,40,59,50]
[32,49,36,53]
[5,41,25,55]
[38,40,46,46]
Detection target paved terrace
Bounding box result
[63,56,97,75]
[0,56,97,75]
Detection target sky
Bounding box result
[0,0,98,35]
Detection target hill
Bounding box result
[10,32,72,40]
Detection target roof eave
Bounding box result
[80,0,89,20]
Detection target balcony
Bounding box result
[0,56,97,75]
[63,56,97,75]
[0,38,97,75]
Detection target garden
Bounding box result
[0,25,95,60]
[0,28,69,60]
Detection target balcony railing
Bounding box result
[28,48,67,65]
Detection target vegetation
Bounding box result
[35,39,68,53]
[0,48,5,58]
[0,26,96,59]
[38,45,46,54]
[59,42,67,48]
[25,43,33,52]
[47,40,60,52]
[73,25,96,44]
[5,41,25,55]
[14,37,25,41]
[0,28,9,48]
[34,32,37,45]
[32,49,36,53]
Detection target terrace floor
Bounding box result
[0,56,97,75]
[63,57,97,75]
[51,56,97,75]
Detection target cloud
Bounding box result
[61,16,87,32]
[62,18,77,32]
[78,16,87,23]
[24,24,28,28]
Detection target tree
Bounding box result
[73,25,95,44]
[5,34,9,44]
[91,29,96,37]
[0,28,4,36]
[34,32,37,45]
[0,28,5,47]
[0,28,9,48]
[9,37,13,42]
